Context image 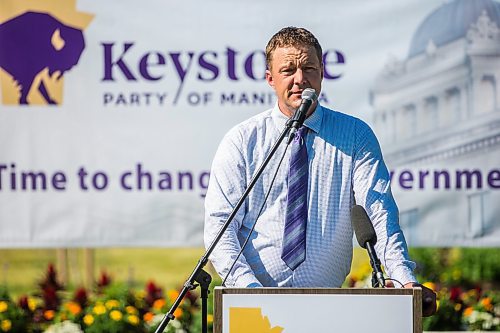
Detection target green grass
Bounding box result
[0,247,369,299]
[0,248,208,298]
[0,248,59,297]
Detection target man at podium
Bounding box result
[204,26,436,317]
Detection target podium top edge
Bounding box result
[214,287,420,296]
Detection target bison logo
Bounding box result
[0,1,93,105]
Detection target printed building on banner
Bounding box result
[371,0,500,246]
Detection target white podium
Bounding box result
[214,287,422,333]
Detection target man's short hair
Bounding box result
[265,26,323,70]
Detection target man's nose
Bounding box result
[293,69,306,85]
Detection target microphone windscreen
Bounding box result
[351,205,377,248]
[301,88,318,102]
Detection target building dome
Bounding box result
[408,0,500,58]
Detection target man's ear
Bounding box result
[265,69,275,89]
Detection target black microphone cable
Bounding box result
[384,278,404,288]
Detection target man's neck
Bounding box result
[277,101,318,119]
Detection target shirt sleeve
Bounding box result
[351,120,418,286]
[204,129,262,288]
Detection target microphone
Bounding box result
[351,205,385,288]
[287,88,318,143]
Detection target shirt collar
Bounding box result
[271,102,323,134]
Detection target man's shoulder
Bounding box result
[224,108,275,140]
[321,106,371,131]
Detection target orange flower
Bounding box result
[463,307,473,317]
[153,299,166,310]
[66,302,82,315]
[167,290,180,302]
[173,308,183,318]
[143,312,154,323]
[480,297,493,311]
[44,310,55,320]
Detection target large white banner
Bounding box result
[0,0,499,247]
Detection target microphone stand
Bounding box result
[153,119,296,333]
[366,243,385,288]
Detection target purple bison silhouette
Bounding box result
[0,11,86,105]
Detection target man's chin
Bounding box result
[289,101,302,112]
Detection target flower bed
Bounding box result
[0,264,211,333]
[347,248,500,331]
[422,283,499,331]
[1,248,499,332]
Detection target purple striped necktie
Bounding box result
[281,126,308,270]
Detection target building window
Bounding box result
[388,110,396,142]
[444,88,461,125]
[403,104,417,138]
[374,112,387,144]
[423,96,439,131]
[478,75,496,114]
[467,192,488,238]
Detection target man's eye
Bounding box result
[280,66,295,75]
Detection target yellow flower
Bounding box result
[83,314,94,326]
[422,282,437,291]
[27,297,38,311]
[93,304,106,315]
[110,310,123,321]
[207,314,213,324]
[135,290,146,300]
[126,306,138,315]
[454,303,462,312]
[105,299,120,309]
[0,301,8,313]
[44,310,55,320]
[143,312,154,323]
[153,299,166,310]
[127,314,140,325]
[1,319,12,332]
[467,289,478,298]
[452,269,461,280]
